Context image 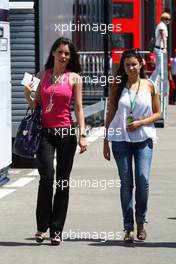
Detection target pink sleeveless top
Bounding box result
[40,69,74,128]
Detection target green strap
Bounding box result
[128,79,140,113]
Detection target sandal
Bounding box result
[35,231,46,243]
[137,229,147,241]
[124,230,134,243]
[51,236,61,246]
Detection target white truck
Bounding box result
[0,0,11,185]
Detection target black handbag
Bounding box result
[13,104,42,159]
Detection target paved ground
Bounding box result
[0,105,176,264]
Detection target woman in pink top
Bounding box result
[24,37,87,245]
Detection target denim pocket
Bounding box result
[146,138,153,149]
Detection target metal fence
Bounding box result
[78,51,111,101]
[77,51,111,124]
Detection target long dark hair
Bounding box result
[44,37,81,73]
[115,49,145,98]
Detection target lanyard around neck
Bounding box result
[127,79,140,113]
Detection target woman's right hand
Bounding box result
[103,139,111,161]
[79,136,87,154]
[24,81,35,98]
[24,80,38,109]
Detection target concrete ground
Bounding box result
[0,105,176,264]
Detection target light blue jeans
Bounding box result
[112,138,153,231]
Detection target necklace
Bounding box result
[45,71,66,113]
[52,72,64,84]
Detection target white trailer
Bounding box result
[0,0,11,185]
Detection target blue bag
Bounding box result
[13,105,42,159]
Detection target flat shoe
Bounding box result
[35,231,46,243]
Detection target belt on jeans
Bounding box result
[42,127,76,136]
[154,45,164,50]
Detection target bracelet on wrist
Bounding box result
[80,134,86,138]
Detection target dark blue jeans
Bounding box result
[112,138,153,231]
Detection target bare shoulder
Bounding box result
[70,72,82,87]
[142,78,155,94]
[70,72,79,77]
[70,72,81,80]
[35,70,46,98]
[36,70,45,80]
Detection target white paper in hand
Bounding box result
[21,72,33,86]
[21,72,40,91]
[32,77,40,91]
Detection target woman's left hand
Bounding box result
[127,120,142,132]
[79,137,87,154]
